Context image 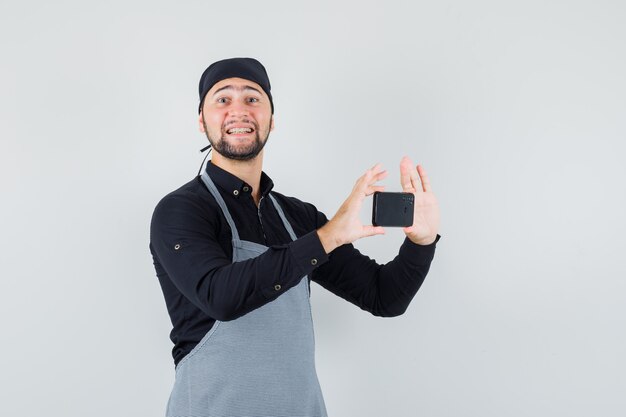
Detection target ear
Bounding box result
[270,115,275,132]
[198,111,205,133]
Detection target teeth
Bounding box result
[227,127,253,134]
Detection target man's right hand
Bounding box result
[316,163,388,254]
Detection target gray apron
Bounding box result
[166,170,328,417]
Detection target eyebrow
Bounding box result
[212,85,262,97]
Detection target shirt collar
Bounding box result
[205,160,275,199]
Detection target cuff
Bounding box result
[288,230,330,277]
[399,234,441,266]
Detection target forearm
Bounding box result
[316,226,340,254]
[155,230,328,321]
[373,235,440,316]
[313,234,440,317]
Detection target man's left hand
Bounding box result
[400,156,440,245]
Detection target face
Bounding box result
[199,77,274,161]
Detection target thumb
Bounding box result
[362,225,386,237]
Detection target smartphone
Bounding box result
[372,191,414,227]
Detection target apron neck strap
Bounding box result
[201,170,300,244]
[267,194,297,242]
[200,170,241,242]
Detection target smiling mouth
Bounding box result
[226,127,254,135]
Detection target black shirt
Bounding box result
[149,160,440,366]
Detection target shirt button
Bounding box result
[311,258,318,265]
[233,190,239,196]
[274,284,282,291]
[174,244,181,250]
[243,186,250,192]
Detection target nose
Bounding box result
[227,100,250,117]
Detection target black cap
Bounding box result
[198,57,274,114]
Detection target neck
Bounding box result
[210,150,264,205]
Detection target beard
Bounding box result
[202,115,270,161]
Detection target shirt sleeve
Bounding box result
[310,209,440,317]
[149,193,329,321]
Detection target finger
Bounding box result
[365,162,384,178]
[376,169,389,179]
[417,164,432,192]
[400,156,415,192]
[370,162,384,172]
[371,170,388,185]
[409,162,423,194]
[365,185,385,196]
[351,171,382,201]
[357,166,386,191]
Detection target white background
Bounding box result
[2,1,625,416]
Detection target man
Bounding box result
[149,57,441,417]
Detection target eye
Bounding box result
[217,97,229,104]
[248,97,259,103]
